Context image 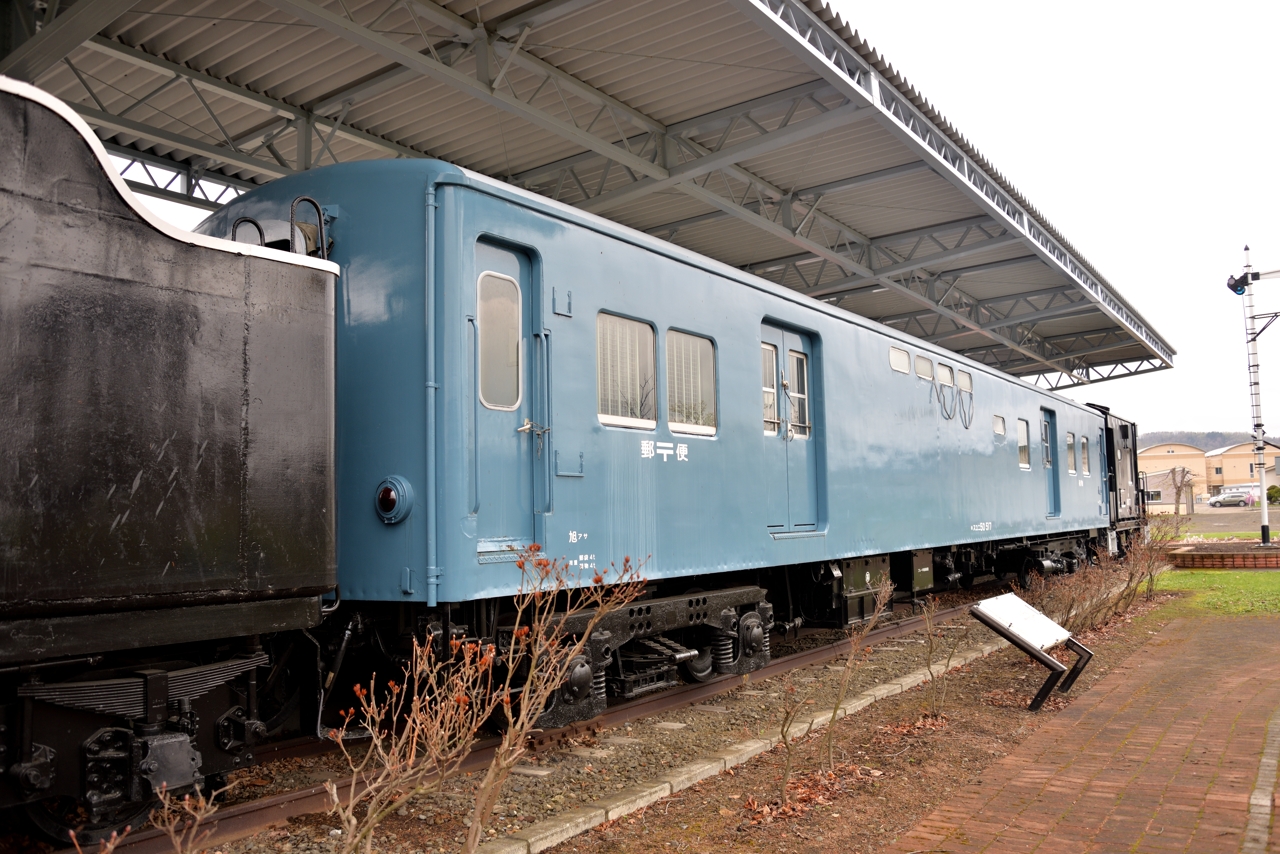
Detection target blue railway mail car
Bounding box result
[1,79,1144,837]
[200,158,1139,722]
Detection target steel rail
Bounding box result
[88,598,982,854]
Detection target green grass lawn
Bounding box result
[1178,532,1263,540]
[1158,571,1280,615]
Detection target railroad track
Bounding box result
[71,594,990,854]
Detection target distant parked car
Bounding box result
[1210,492,1250,507]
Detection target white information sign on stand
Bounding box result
[969,592,1092,711]
[972,593,1071,652]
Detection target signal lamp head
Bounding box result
[1229,275,1248,295]
[375,475,414,524]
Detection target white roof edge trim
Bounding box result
[0,75,339,276]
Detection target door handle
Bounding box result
[517,418,550,457]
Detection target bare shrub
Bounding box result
[920,595,971,719]
[823,578,894,770]
[776,674,812,805]
[1134,514,1181,601]
[327,638,499,854]
[463,547,645,853]
[1016,519,1179,639]
[149,783,227,854]
[67,826,131,854]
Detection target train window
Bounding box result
[1066,432,1076,473]
[1017,419,1030,468]
[937,364,954,386]
[993,415,1006,436]
[788,351,811,438]
[958,370,972,392]
[667,330,716,435]
[915,355,933,380]
[1041,420,1052,467]
[597,313,656,428]
[762,344,779,435]
[1082,437,1090,475]
[478,272,521,410]
[889,346,910,373]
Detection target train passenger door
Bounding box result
[1041,408,1060,518]
[761,325,817,532]
[474,243,536,553]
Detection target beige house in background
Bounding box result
[1137,443,1207,499]
[1205,441,1280,494]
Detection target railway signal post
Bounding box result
[1227,246,1280,545]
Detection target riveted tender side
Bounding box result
[0,79,335,840]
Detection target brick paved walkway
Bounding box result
[886,615,1280,853]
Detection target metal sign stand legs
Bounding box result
[969,606,1093,711]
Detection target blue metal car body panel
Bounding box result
[201,160,1109,606]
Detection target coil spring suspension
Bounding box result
[592,669,606,701]
[713,633,737,671]
[761,628,771,662]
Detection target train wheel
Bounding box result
[1016,557,1041,590]
[681,647,715,683]
[26,795,154,847]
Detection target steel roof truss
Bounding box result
[81,36,431,163]
[512,81,835,187]
[0,0,141,82]
[1027,359,1170,390]
[728,0,1173,367]
[262,0,668,181]
[576,96,869,214]
[102,142,251,210]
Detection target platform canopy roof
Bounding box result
[1,0,1174,388]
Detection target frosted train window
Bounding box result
[1017,419,1031,468]
[667,330,716,435]
[1082,437,1091,475]
[889,346,910,373]
[958,370,972,392]
[478,272,521,409]
[914,355,933,380]
[993,415,1006,436]
[762,344,779,435]
[937,364,954,386]
[1066,433,1077,473]
[788,351,810,438]
[597,313,656,429]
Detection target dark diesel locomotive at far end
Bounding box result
[0,77,1144,842]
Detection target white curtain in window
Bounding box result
[597,314,655,422]
[667,331,715,428]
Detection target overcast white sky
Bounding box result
[132,1,1280,435]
